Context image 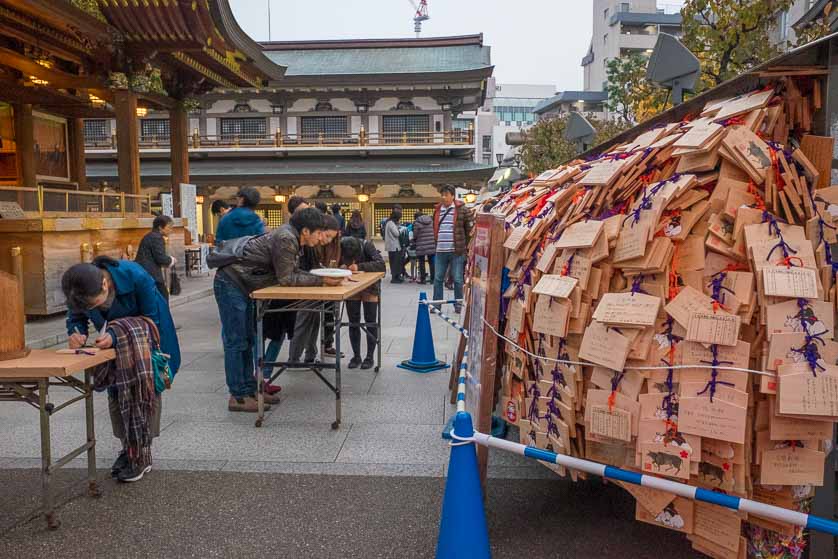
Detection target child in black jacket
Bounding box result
[340,236,386,369]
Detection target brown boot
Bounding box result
[228,396,270,413]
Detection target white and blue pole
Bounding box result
[471,432,838,537]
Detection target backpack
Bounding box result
[398,225,410,249]
[206,235,256,269]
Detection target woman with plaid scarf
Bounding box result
[62,256,180,483]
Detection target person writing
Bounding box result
[214,187,265,244]
[289,214,342,362]
[214,208,342,411]
[134,215,176,299]
[340,236,385,369]
[62,256,180,483]
[433,185,472,313]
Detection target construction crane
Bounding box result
[408,0,429,37]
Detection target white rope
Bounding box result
[448,430,476,447]
[482,316,778,378]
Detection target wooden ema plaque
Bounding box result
[0,271,29,360]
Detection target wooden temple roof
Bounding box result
[97,0,285,88]
[0,1,284,117]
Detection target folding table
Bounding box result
[0,349,115,529]
[250,271,385,428]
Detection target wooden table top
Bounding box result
[251,271,385,301]
[0,349,115,379]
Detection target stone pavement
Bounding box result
[0,275,701,557]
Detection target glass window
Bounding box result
[300,116,348,142]
[140,119,170,140]
[482,135,492,152]
[220,117,266,139]
[621,3,629,12]
[83,119,108,142]
[452,118,472,130]
[382,115,430,143]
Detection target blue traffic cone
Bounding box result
[436,411,491,559]
[398,292,448,373]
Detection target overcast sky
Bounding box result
[229,0,601,93]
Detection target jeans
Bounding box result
[346,300,378,359]
[433,252,464,304]
[263,338,283,378]
[416,254,434,283]
[214,273,257,398]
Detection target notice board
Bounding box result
[465,212,505,480]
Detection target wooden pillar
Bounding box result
[113,90,141,194]
[68,117,87,189]
[170,103,189,216]
[13,103,35,188]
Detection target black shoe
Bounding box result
[117,461,151,483]
[361,357,374,370]
[348,357,361,369]
[111,450,129,478]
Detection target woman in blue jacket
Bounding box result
[214,187,266,244]
[63,256,180,483]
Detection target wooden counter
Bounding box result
[0,217,186,315]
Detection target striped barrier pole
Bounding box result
[420,298,464,306]
[456,349,468,413]
[428,305,469,339]
[464,431,838,537]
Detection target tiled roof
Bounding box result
[534,91,608,114]
[260,35,492,76]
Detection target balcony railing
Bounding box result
[0,185,151,217]
[85,129,475,150]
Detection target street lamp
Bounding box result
[496,153,503,165]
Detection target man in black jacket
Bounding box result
[134,215,175,299]
[214,208,342,412]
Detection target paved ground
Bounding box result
[0,275,702,557]
[0,470,700,558]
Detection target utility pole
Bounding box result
[267,0,272,41]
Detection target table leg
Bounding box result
[38,379,59,530]
[84,368,100,498]
[255,301,265,428]
[376,280,382,373]
[332,302,342,430]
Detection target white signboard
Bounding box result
[160,193,173,218]
[179,183,197,243]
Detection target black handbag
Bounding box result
[169,264,182,296]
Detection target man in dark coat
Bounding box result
[134,215,175,299]
[214,208,342,412]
